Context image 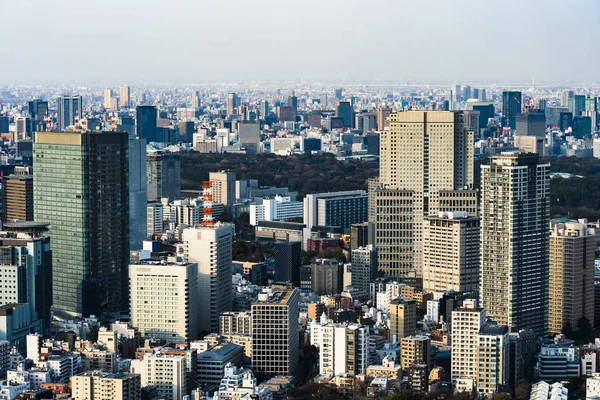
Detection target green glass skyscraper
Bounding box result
[34,131,129,318]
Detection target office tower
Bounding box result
[377,107,392,131]
[561,90,574,107]
[573,116,592,138]
[287,93,298,108]
[0,116,9,133]
[129,260,198,343]
[451,306,485,386]
[146,203,163,238]
[335,101,353,128]
[119,85,131,108]
[146,150,180,202]
[350,222,370,250]
[103,89,113,109]
[273,241,302,286]
[129,138,147,250]
[117,116,135,138]
[210,171,236,211]
[335,88,343,101]
[136,105,157,143]
[28,99,48,130]
[130,353,188,400]
[502,91,522,130]
[388,299,416,341]
[480,152,550,335]
[237,121,260,153]
[251,286,299,377]
[0,304,41,354]
[309,260,342,295]
[585,96,598,131]
[182,224,233,333]
[569,94,586,117]
[2,174,33,222]
[476,325,510,395]
[478,88,487,102]
[400,335,431,372]
[190,90,200,109]
[57,95,83,130]
[375,111,476,277]
[177,120,195,143]
[260,100,269,119]
[515,112,546,137]
[34,131,129,317]
[548,219,595,335]
[303,190,368,232]
[350,245,377,294]
[71,372,141,400]
[277,105,297,122]
[0,222,52,334]
[422,212,480,293]
[462,85,471,100]
[226,93,240,117]
[310,318,369,376]
[452,84,462,103]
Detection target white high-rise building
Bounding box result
[129,260,198,343]
[310,314,369,377]
[130,353,187,400]
[251,285,299,378]
[476,325,509,395]
[146,203,163,238]
[480,152,550,336]
[182,223,234,333]
[103,89,113,109]
[451,307,485,386]
[375,111,476,277]
[120,85,131,108]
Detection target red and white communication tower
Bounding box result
[201,181,215,227]
[44,114,52,131]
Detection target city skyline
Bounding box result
[1,0,600,84]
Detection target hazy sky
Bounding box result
[2,0,599,84]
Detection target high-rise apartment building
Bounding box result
[548,219,595,335]
[129,138,147,250]
[71,372,141,400]
[120,85,131,108]
[251,286,299,378]
[480,152,550,335]
[182,224,233,333]
[136,105,157,143]
[210,171,236,211]
[34,131,129,317]
[0,222,52,334]
[388,299,416,341]
[375,111,476,277]
[103,89,113,110]
[502,91,522,130]
[476,325,510,395]
[401,335,431,372]
[2,174,33,222]
[451,306,485,386]
[57,95,83,130]
[226,93,240,117]
[129,260,198,343]
[350,245,377,294]
[422,212,480,293]
[146,150,181,202]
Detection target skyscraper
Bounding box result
[182,223,234,333]
[2,174,34,222]
[34,131,129,317]
[561,90,574,108]
[226,93,240,117]
[451,305,485,386]
[452,84,462,103]
[548,219,595,335]
[502,91,522,130]
[210,171,236,211]
[251,285,299,378]
[388,299,416,341]
[0,222,52,334]
[129,138,147,250]
[273,241,302,286]
[480,152,550,335]
[190,90,201,109]
[103,89,113,109]
[350,245,377,294]
[57,95,83,130]
[569,94,586,117]
[28,99,48,131]
[375,111,476,277]
[136,105,157,143]
[335,101,353,128]
[146,151,181,202]
[119,85,131,108]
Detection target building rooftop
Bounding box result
[198,343,242,362]
[479,324,509,335]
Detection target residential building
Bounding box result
[537,346,580,382]
[146,203,163,238]
[251,286,299,378]
[422,212,480,293]
[147,150,181,202]
[388,299,417,341]
[219,312,252,336]
[476,325,509,395]
[210,171,236,211]
[375,111,476,277]
[480,152,550,335]
[216,364,272,400]
[71,372,141,400]
[400,336,431,372]
[548,219,595,335]
[182,224,234,333]
[530,381,568,400]
[119,85,131,107]
[129,260,198,343]
[451,307,485,385]
[34,131,129,317]
[350,245,377,294]
[130,353,188,400]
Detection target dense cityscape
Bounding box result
[2,1,600,400]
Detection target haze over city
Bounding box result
[2,0,600,84]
